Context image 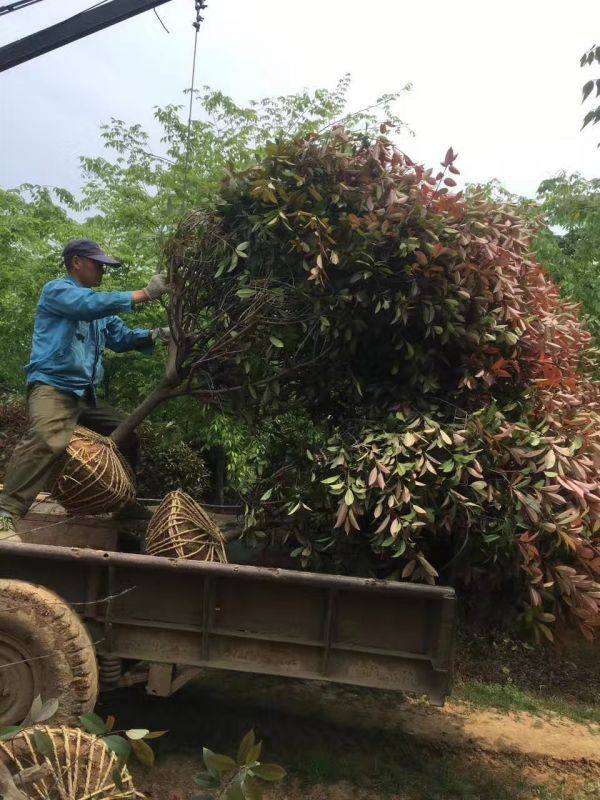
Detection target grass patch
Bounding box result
[455,680,600,728]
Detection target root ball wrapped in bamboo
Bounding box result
[54,427,135,515]
[0,725,140,799]
[145,490,227,562]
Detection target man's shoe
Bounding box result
[0,514,22,542]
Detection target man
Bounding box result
[0,238,170,539]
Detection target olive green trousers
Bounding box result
[0,383,138,520]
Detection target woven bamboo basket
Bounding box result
[54,427,136,515]
[145,490,227,562]
[0,725,143,799]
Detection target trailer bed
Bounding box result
[1,501,456,705]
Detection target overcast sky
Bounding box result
[1,0,599,201]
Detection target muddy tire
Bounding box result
[0,580,98,726]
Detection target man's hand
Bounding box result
[132,274,171,305]
[143,274,170,301]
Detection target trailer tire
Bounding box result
[0,579,98,726]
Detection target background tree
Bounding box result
[581,44,600,137]
[535,173,600,341]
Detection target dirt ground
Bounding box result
[99,670,600,800]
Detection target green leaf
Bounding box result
[246,741,263,763]
[33,729,55,761]
[35,698,59,723]
[0,725,24,742]
[242,775,262,800]
[226,780,245,800]
[582,80,595,103]
[344,488,355,506]
[26,695,43,723]
[237,729,256,765]
[103,735,132,760]
[236,289,256,299]
[252,763,286,782]
[203,748,238,773]
[126,728,150,740]
[80,712,108,736]
[269,336,284,348]
[260,488,273,501]
[131,738,155,768]
[195,771,221,789]
[215,261,227,278]
[112,767,125,791]
[439,430,452,446]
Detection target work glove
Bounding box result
[143,274,170,301]
[151,326,172,344]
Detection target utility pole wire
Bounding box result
[153,6,169,32]
[183,1,208,193]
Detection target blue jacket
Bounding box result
[26,275,154,397]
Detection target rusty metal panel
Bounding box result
[0,537,456,704]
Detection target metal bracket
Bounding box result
[146,663,173,697]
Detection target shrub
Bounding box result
[164,126,600,641]
[136,424,209,501]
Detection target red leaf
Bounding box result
[334,503,348,528]
[444,178,457,188]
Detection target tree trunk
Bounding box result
[110,340,181,447]
[110,379,175,448]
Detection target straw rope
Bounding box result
[0,726,143,799]
[145,490,227,562]
[54,427,135,515]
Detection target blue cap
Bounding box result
[62,239,121,268]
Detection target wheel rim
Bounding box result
[0,634,36,725]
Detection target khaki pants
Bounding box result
[0,383,138,519]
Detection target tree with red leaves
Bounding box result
[117,126,600,641]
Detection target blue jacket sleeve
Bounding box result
[104,315,154,354]
[40,280,134,322]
